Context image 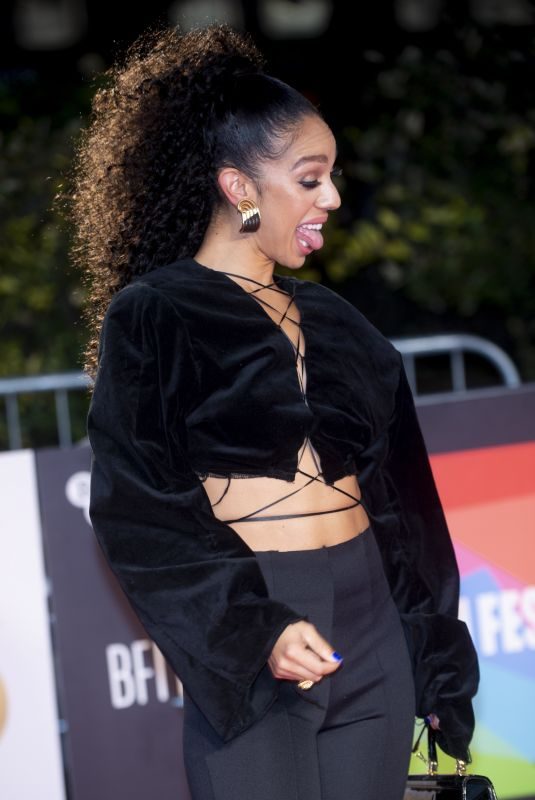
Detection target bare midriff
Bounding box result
[196,265,370,552]
[201,445,370,552]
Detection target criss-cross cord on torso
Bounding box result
[199,270,366,523]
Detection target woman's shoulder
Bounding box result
[290,275,401,364]
[291,275,383,329]
[130,258,200,290]
[105,259,199,317]
[99,264,199,355]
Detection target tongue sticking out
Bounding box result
[296,225,324,251]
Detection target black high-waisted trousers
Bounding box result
[182,525,416,800]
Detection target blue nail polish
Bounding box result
[332,651,343,662]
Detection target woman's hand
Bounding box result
[268,620,343,684]
[427,713,441,730]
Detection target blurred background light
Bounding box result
[470,0,535,25]
[257,0,333,39]
[168,0,244,31]
[13,0,88,51]
[395,0,442,32]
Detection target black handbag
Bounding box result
[405,722,498,800]
[405,773,498,800]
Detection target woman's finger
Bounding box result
[300,624,344,667]
[268,621,343,682]
[269,662,324,682]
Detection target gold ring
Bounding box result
[297,679,314,690]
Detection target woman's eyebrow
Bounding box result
[291,152,339,171]
[291,155,329,170]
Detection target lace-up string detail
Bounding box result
[198,270,366,523]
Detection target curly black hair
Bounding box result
[61,23,321,379]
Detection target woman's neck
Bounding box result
[195,219,276,286]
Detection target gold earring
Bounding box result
[237,199,261,233]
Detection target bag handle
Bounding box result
[411,717,468,777]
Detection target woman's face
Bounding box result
[252,114,341,269]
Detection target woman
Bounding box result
[72,23,479,800]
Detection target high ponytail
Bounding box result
[62,23,320,379]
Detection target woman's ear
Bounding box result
[217,168,256,207]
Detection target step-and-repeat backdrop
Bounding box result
[1,384,534,800]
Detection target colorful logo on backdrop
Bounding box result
[429,441,535,800]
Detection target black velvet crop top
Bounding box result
[194,268,364,525]
[86,257,479,761]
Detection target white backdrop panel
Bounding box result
[0,449,66,800]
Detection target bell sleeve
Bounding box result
[382,351,480,762]
[86,282,305,743]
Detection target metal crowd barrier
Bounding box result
[0,371,92,451]
[0,334,522,451]
[391,333,521,395]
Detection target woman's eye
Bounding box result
[299,179,321,189]
[299,166,342,189]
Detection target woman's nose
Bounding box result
[317,181,341,211]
